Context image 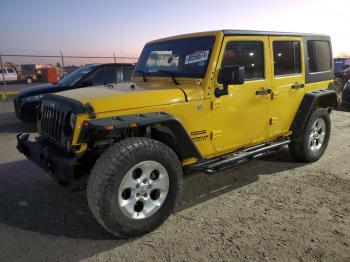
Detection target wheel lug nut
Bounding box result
[136,193,140,197]
[143,179,147,184]
[148,185,152,189]
[144,193,148,198]
[136,184,140,189]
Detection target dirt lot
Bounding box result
[0,101,349,262]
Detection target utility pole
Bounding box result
[113,52,116,63]
[0,54,7,101]
[60,51,65,76]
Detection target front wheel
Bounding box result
[87,137,183,238]
[289,108,331,162]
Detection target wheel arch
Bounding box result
[78,112,203,162]
[290,89,338,138]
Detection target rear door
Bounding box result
[269,37,305,136]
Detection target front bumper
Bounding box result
[17,133,79,184]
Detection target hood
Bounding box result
[17,83,73,98]
[55,81,204,113]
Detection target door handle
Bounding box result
[256,88,272,95]
[291,83,305,89]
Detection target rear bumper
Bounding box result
[17,133,78,184]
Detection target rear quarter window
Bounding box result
[307,41,332,73]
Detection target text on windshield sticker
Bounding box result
[185,50,209,65]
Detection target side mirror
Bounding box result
[215,65,245,97]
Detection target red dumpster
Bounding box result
[41,67,58,83]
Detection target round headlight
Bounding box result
[69,113,76,129]
[23,94,44,102]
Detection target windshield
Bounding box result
[21,65,36,75]
[134,36,216,79]
[58,65,97,86]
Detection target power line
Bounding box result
[0,54,138,60]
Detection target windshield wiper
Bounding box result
[157,70,179,85]
[135,70,148,82]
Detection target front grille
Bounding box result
[40,105,65,143]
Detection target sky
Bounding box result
[1,0,349,65]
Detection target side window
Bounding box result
[116,67,123,83]
[273,41,301,76]
[307,41,331,73]
[103,67,117,84]
[0,69,4,74]
[83,67,107,85]
[221,41,264,80]
[122,67,134,81]
[7,68,15,73]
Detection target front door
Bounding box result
[268,37,305,135]
[210,36,272,155]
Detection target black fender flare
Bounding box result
[290,89,338,138]
[78,112,203,161]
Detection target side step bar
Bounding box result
[187,139,290,174]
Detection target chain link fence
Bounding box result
[0,53,139,100]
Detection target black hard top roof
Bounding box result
[222,29,329,38]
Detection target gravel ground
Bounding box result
[0,101,349,262]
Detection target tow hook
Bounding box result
[16,133,30,156]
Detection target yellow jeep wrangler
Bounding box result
[17,30,338,238]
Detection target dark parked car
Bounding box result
[14,63,135,122]
[342,80,350,106]
[334,58,350,91]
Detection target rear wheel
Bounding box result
[87,137,183,238]
[289,108,331,162]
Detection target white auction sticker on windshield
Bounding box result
[185,50,209,65]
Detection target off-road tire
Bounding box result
[289,108,331,162]
[87,137,183,238]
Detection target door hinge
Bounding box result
[211,130,222,139]
[211,100,223,110]
[269,117,278,125]
[272,91,279,99]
